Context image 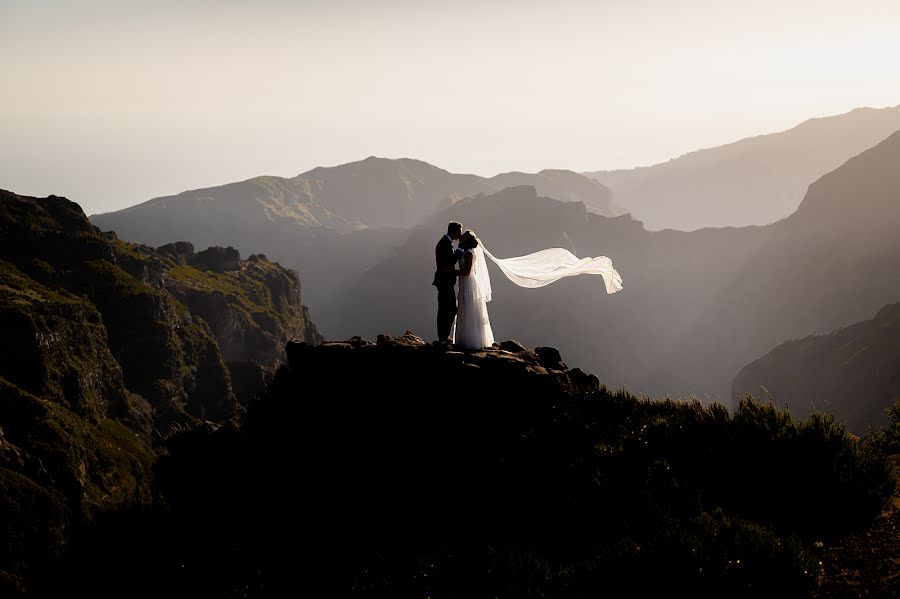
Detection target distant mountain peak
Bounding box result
[584,104,900,230]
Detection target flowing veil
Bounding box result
[475,243,623,300]
[472,245,493,302]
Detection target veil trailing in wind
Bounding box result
[473,244,623,302]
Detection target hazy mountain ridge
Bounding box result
[292,157,622,227]
[89,158,622,316]
[91,176,364,251]
[486,168,625,217]
[585,105,900,230]
[292,156,495,228]
[90,157,620,245]
[733,302,900,433]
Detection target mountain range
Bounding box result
[323,130,900,426]
[89,158,624,311]
[91,157,622,238]
[4,110,900,594]
[585,105,900,230]
[85,110,900,431]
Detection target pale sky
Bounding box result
[2,0,900,215]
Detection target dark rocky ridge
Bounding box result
[0,189,321,436]
[286,331,602,398]
[50,332,889,599]
[0,189,321,593]
[130,240,323,405]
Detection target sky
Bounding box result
[2,0,900,215]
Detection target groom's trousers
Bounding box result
[436,284,457,341]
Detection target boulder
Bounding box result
[190,246,241,272]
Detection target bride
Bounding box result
[453,230,496,350]
[452,229,623,350]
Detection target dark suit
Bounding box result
[433,235,461,341]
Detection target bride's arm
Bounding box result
[458,252,473,276]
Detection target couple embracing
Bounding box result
[432,221,495,350]
[432,220,625,351]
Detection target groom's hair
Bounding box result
[447,221,463,235]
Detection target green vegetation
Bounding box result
[112,238,149,264]
[0,378,154,510]
[869,397,900,455]
[0,260,77,307]
[82,259,160,301]
[166,262,286,328]
[0,378,155,592]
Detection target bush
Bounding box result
[868,397,900,455]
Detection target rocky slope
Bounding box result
[0,192,317,438]
[1,190,322,430]
[586,105,900,230]
[0,379,155,596]
[733,303,900,434]
[0,189,321,593]
[118,240,323,405]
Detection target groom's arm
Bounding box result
[453,248,464,275]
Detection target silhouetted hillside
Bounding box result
[733,303,900,434]
[585,105,900,230]
[43,335,893,598]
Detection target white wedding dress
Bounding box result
[452,248,496,350]
[451,242,623,349]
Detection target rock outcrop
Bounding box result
[285,332,600,397]
[1,189,322,431]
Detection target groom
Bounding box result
[432,221,464,345]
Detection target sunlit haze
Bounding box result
[2,0,899,215]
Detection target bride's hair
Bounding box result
[461,229,479,248]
